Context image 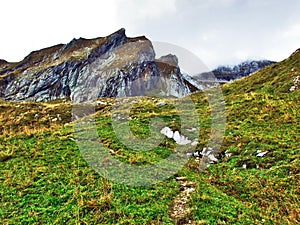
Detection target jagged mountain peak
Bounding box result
[222,48,300,95]
[210,59,276,82]
[157,54,179,67]
[0,29,195,102]
[0,60,9,69]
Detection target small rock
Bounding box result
[173,131,181,142]
[200,147,213,156]
[173,131,192,145]
[194,152,200,157]
[156,101,166,106]
[95,100,107,105]
[186,127,197,132]
[176,177,187,181]
[161,127,192,145]
[207,154,218,163]
[242,164,247,169]
[225,150,233,158]
[256,151,269,157]
[160,127,173,138]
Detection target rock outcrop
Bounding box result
[198,60,276,83]
[0,29,197,102]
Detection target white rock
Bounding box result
[177,137,192,145]
[186,127,197,132]
[173,131,181,143]
[161,127,192,145]
[156,102,166,106]
[225,152,233,158]
[193,152,200,157]
[208,154,218,163]
[256,151,269,157]
[243,164,247,169]
[173,131,192,145]
[95,100,107,105]
[160,127,174,139]
[201,147,213,156]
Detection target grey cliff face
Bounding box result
[0,29,196,102]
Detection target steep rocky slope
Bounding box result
[0,29,196,102]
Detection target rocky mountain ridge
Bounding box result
[207,60,276,82]
[0,29,276,102]
[0,29,197,102]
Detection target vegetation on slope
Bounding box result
[0,49,299,224]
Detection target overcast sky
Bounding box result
[1,0,300,69]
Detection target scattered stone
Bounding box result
[160,127,193,145]
[193,152,200,157]
[51,118,58,122]
[160,127,174,139]
[156,101,166,106]
[290,76,300,91]
[173,131,181,142]
[173,131,192,145]
[95,100,107,105]
[225,150,233,158]
[197,147,220,167]
[207,154,218,163]
[176,177,187,181]
[243,164,247,169]
[256,151,269,157]
[185,127,197,132]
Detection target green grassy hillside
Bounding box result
[0,50,299,224]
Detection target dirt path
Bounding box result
[170,176,197,224]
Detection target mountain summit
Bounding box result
[197,60,275,83]
[0,29,197,102]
